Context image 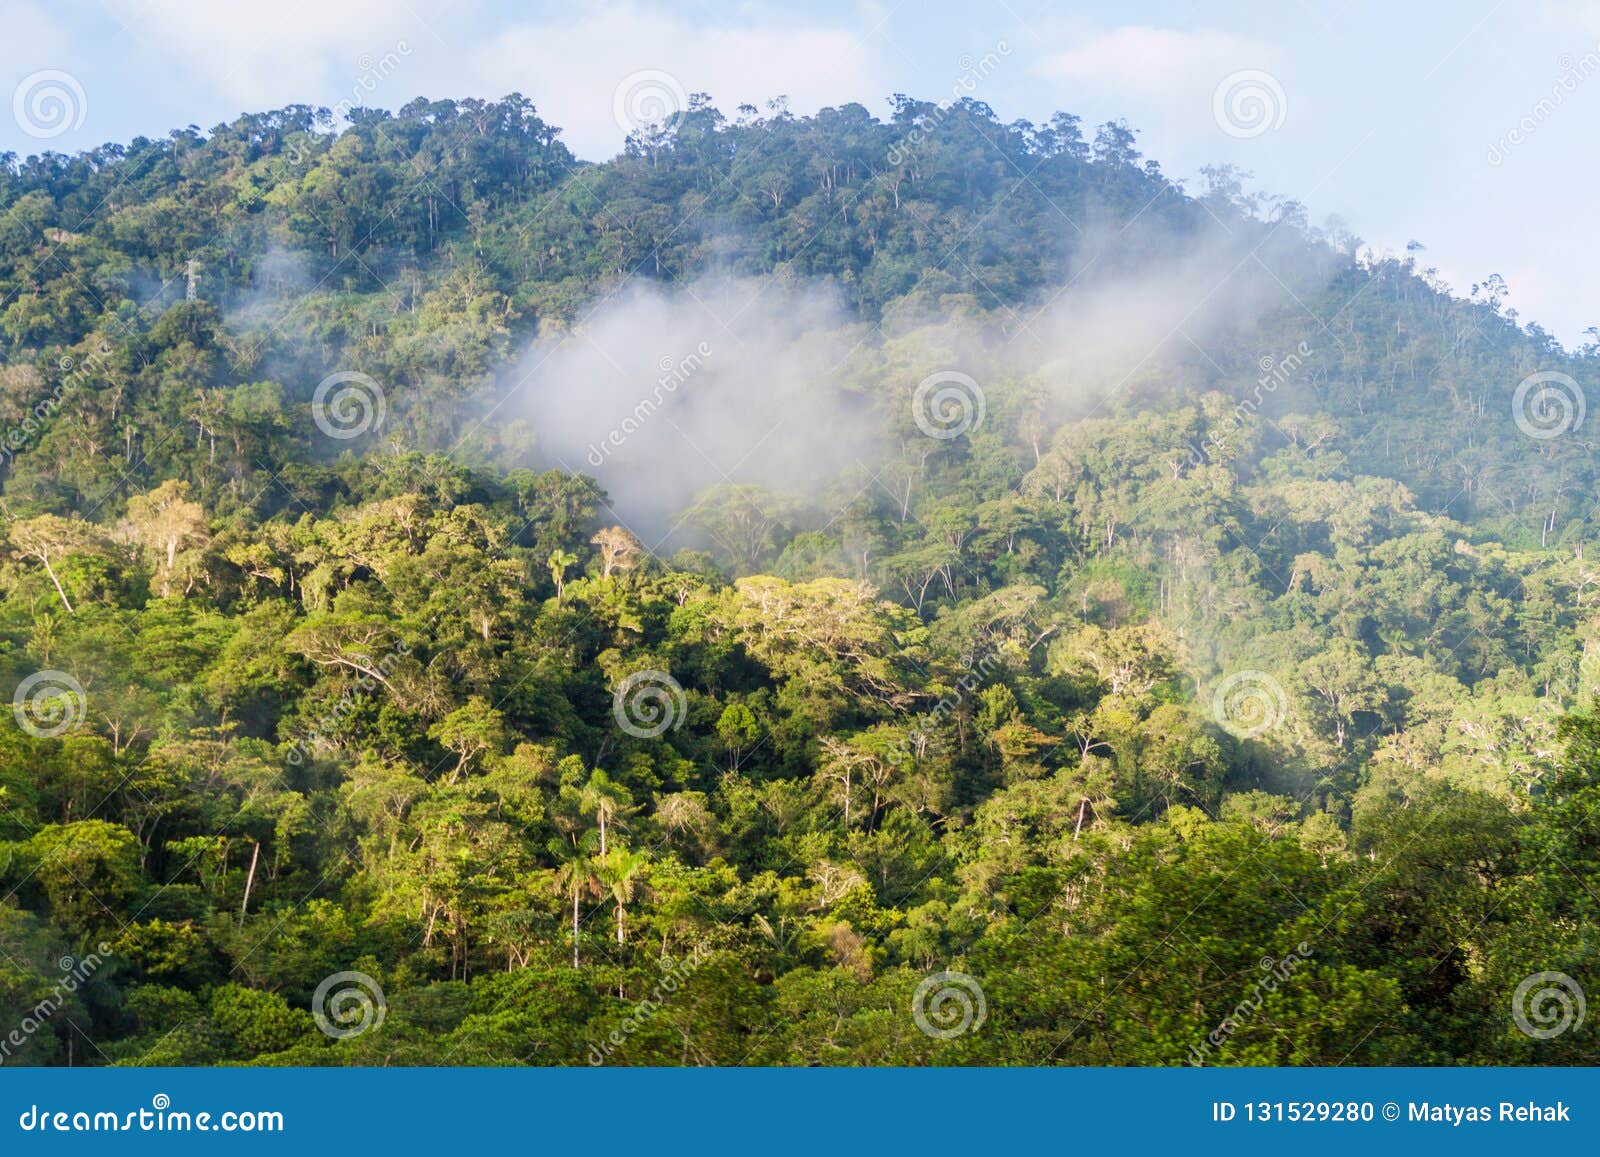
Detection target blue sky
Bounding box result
[3,1,1597,342]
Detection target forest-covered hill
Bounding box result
[0,93,1596,1065]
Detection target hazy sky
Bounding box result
[4,1,1597,342]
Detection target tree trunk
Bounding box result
[42,558,74,613]
[239,841,260,924]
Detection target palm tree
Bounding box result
[550,833,600,968]
[580,769,633,856]
[547,549,577,603]
[596,846,649,944]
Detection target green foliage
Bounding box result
[0,93,1594,1067]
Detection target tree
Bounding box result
[119,480,210,596]
[7,514,103,612]
[595,846,648,944]
[1296,638,1383,748]
[22,820,142,936]
[547,549,577,602]
[590,526,644,579]
[3,85,1599,1071]
[550,835,601,968]
[428,697,509,782]
[580,769,634,857]
[715,702,759,771]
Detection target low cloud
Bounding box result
[503,276,877,545]
[494,214,1338,548]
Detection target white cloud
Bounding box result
[1556,0,1600,40]
[1037,25,1280,101]
[2,3,92,149]
[91,0,885,159]
[100,0,422,110]
[463,5,882,158]
[1,1,75,82]
[1029,24,1292,175]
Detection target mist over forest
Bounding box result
[0,91,1596,1067]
